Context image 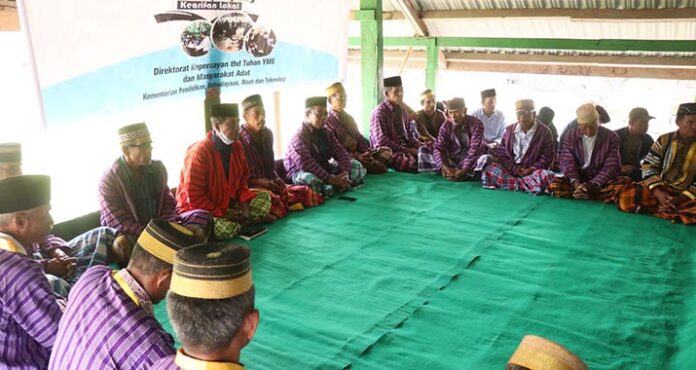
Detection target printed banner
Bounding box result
[23,0,350,126]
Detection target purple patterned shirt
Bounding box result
[369,99,419,153]
[49,266,175,370]
[559,126,621,187]
[0,248,63,369]
[283,123,351,181]
[493,121,555,173]
[98,159,179,237]
[239,125,279,180]
[433,117,486,170]
[325,109,371,155]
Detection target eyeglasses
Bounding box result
[128,142,152,150]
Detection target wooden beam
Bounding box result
[392,0,428,36]
[348,50,696,80]
[445,62,696,81]
[351,8,696,20]
[349,49,696,68]
[348,36,696,53]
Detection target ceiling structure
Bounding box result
[349,0,696,80]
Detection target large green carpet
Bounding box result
[155,171,696,369]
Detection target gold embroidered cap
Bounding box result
[118,123,150,144]
[576,103,599,125]
[171,242,253,300]
[325,82,345,97]
[241,94,264,112]
[507,335,587,370]
[136,219,202,265]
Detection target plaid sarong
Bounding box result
[550,176,632,203]
[370,146,393,166]
[36,226,116,298]
[392,152,418,173]
[618,183,696,224]
[291,160,365,198]
[213,190,272,240]
[417,147,437,172]
[481,162,555,195]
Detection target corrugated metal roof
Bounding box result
[351,0,696,11]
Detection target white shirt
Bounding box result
[582,134,597,168]
[513,122,537,164]
[472,108,507,143]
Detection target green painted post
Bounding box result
[426,38,438,93]
[359,0,383,135]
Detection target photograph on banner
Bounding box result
[22,0,350,128]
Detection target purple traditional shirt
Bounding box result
[283,123,352,181]
[48,266,175,370]
[325,109,371,155]
[0,247,63,369]
[369,99,420,153]
[98,158,178,237]
[493,121,555,173]
[433,116,486,170]
[559,125,621,187]
[238,125,279,181]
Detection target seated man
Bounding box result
[614,107,655,181]
[177,104,272,240]
[0,143,117,298]
[506,335,587,370]
[239,94,323,219]
[370,76,435,173]
[559,104,611,152]
[482,99,556,194]
[151,242,258,370]
[618,103,696,224]
[414,89,446,144]
[471,89,507,149]
[433,98,488,181]
[284,97,366,198]
[325,82,391,174]
[0,175,64,369]
[99,123,211,242]
[49,219,202,370]
[550,103,629,202]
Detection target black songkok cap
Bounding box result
[0,175,50,213]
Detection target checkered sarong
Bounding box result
[417,147,437,172]
[213,190,272,240]
[291,160,365,198]
[481,162,555,194]
[550,176,631,203]
[618,183,696,224]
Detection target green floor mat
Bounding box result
[155,171,696,370]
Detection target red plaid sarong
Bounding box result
[481,162,555,194]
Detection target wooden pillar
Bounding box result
[358,0,383,134]
[273,91,282,156]
[425,38,438,92]
[203,87,220,133]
